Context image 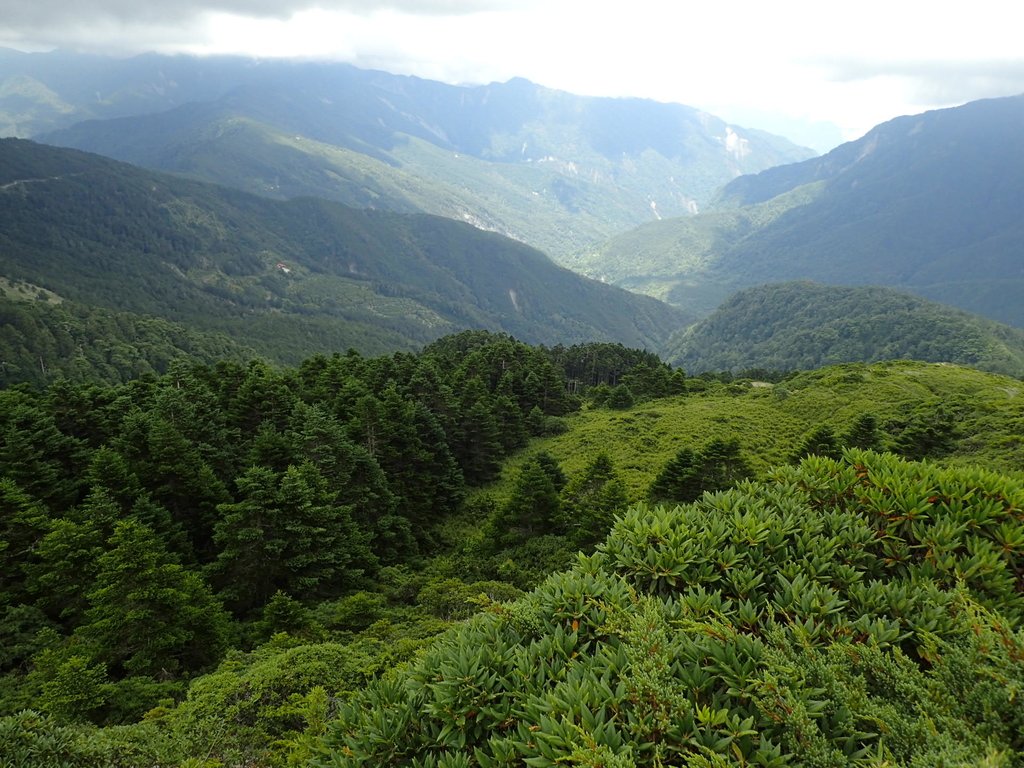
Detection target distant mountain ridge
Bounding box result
[0,138,689,375]
[0,50,813,260]
[582,94,1024,327]
[666,282,1024,377]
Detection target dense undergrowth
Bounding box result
[313,451,1024,767]
[1,334,1023,766]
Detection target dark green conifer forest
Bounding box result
[1,332,1023,767]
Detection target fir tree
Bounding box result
[558,453,629,548]
[78,519,228,677]
[210,463,374,616]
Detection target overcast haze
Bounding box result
[2,0,1022,151]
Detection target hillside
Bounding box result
[3,342,1024,765]
[0,138,689,372]
[310,450,1024,767]
[499,359,1024,500]
[663,282,1024,376]
[0,287,259,387]
[0,51,814,260]
[583,94,1024,326]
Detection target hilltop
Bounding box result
[663,282,1024,377]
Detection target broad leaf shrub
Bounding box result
[311,451,1024,767]
[0,709,182,768]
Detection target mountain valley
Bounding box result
[3,47,1024,768]
[581,94,1024,328]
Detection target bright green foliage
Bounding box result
[605,384,635,410]
[492,455,564,545]
[3,337,1024,762]
[25,512,107,625]
[889,398,960,461]
[0,709,183,768]
[508,360,1024,505]
[312,451,1024,767]
[34,654,108,723]
[841,412,884,451]
[647,446,700,503]
[791,424,842,461]
[156,641,387,767]
[557,453,629,548]
[0,330,593,724]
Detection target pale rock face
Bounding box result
[724,127,752,160]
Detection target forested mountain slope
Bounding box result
[0,288,260,387]
[2,330,1024,765]
[664,281,1024,376]
[0,50,814,260]
[0,139,689,371]
[583,94,1024,326]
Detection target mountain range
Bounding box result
[578,94,1024,327]
[4,51,1024,381]
[0,138,688,381]
[0,50,813,262]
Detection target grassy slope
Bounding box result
[485,361,1024,501]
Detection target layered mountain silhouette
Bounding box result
[0,50,812,260]
[0,139,689,375]
[583,94,1024,327]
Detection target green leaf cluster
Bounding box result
[312,451,1024,766]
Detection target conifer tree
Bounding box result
[496,456,563,542]
[648,447,700,503]
[0,479,49,609]
[791,424,842,461]
[210,463,374,616]
[842,413,884,451]
[649,439,752,503]
[450,379,503,485]
[558,453,628,548]
[114,408,229,559]
[0,393,85,509]
[78,519,228,677]
[24,491,116,625]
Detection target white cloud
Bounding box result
[1,0,1022,147]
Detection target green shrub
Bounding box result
[310,451,1024,767]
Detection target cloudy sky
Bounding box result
[2,0,1022,150]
